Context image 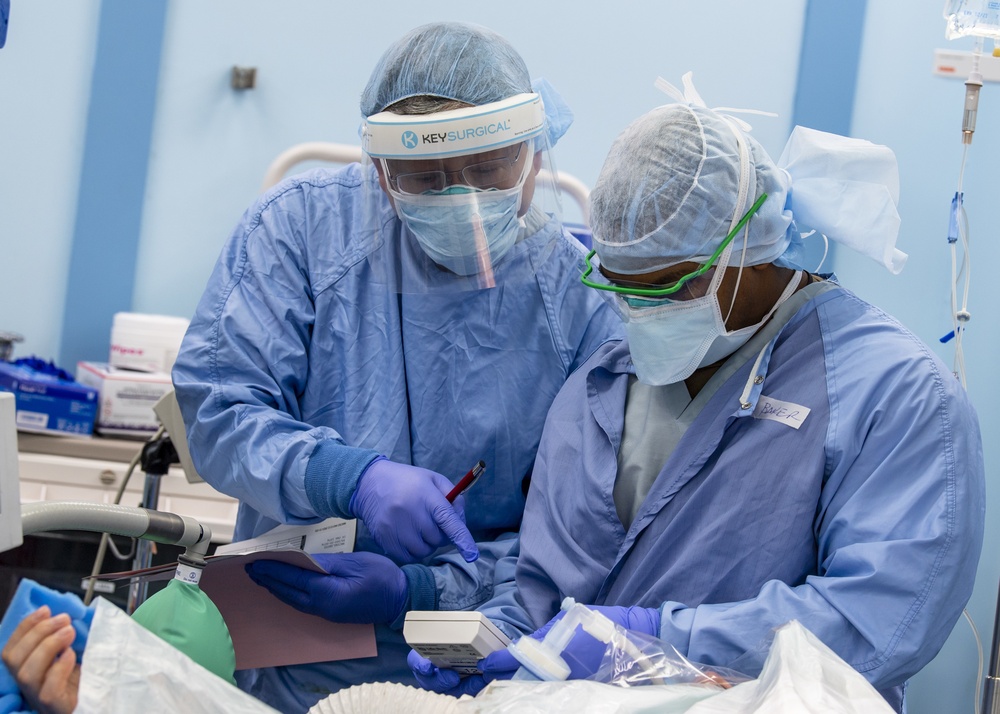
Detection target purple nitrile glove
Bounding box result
[407,649,507,697]
[406,613,568,696]
[504,604,660,680]
[349,456,479,564]
[570,604,660,637]
[245,552,407,624]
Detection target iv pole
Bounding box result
[986,594,1000,714]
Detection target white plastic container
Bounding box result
[109,312,190,374]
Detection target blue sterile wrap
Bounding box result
[0,0,9,49]
[0,580,95,714]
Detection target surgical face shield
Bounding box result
[361,93,564,292]
[388,151,532,279]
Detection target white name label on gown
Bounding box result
[753,395,810,429]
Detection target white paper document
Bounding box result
[214,517,356,556]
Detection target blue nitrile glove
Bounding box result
[501,604,660,680]
[407,648,513,697]
[246,552,408,624]
[349,456,479,564]
[570,604,660,637]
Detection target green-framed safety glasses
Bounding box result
[581,193,768,297]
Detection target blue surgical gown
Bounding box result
[171,163,622,712]
[480,285,985,713]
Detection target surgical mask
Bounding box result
[393,184,524,277]
[619,114,796,386]
[623,247,801,386]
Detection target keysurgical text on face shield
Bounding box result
[414,121,512,145]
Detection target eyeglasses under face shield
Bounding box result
[383,142,528,195]
[361,92,564,294]
[581,193,768,303]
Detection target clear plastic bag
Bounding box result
[589,626,750,690]
[467,604,894,714]
[944,0,1000,40]
[508,599,749,690]
[76,599,278,714]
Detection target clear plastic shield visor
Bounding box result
[361,94,563,293]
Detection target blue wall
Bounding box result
[0,0,100,363]
[788,0,868,271]
[0,1,996,710]
[853,4,1000,712]
[133,0,804,322]
[60,0,167,372]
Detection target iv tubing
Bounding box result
[962,39,984,144]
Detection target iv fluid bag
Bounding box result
[945,0,1000,40]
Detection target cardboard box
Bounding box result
[0,360,98,436]
[76,361,172,437]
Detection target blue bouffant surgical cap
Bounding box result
[361,22,572,148]
[591,103,794,275]
[361,22,531,115]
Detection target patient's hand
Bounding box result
[1,606,80,714]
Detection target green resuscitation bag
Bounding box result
[131,558,236,684]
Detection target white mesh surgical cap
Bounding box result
[591,103,794,275]
[592,77,905,276]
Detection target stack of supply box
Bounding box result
[0,356,98,437]
[75,313,189,438]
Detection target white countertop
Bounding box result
[17,432,238,543]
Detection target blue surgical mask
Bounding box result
[388,156,531,278]
[623,291,724,385]
[623,264,801,385]
[393,186,523,277]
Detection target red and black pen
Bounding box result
[446,460,486,503]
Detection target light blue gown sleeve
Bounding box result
[461,539,538,641]
[401,535,520,616]
[172,176,379,528]
[403,234,623,620]
[658,341,985,689]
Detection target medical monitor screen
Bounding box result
[0,392,22,552]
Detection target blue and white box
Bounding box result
[0,360,98,436]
